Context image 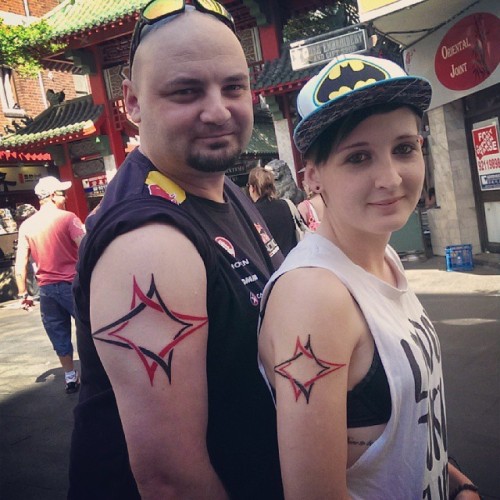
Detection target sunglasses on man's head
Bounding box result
[54,191,66,197]
[129,0,236,69]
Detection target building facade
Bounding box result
[0,0,87,300]
[404,0,499,255]
[363,0,499,255]
[0,0,88,216]
[3,0,494,264]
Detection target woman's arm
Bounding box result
[448,462,480,500]
[259,268,365,499]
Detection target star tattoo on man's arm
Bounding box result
[274,334,346,403]
[92,274,208,386]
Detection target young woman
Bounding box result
[258,54,479,500]
[248,166,299,256]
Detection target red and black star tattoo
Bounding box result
[92,275,208,386]
[274,335,346,403]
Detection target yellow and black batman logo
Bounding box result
[315,59,390,105]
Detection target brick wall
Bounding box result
[23,0,60,17]
[16,69,78,114]
[1,1,79,135]
[1,69,79,133]
[2,0,25,16]
[1,0,60,17]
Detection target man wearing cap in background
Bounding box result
[15,176,85,394]
[68,1,283,499]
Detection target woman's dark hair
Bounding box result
[248,167,277,200]
[304,103,423,165]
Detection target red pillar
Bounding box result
[86,46,126,169]
[58,143,88,221]
[259,25,280,61]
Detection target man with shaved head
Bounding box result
[68,3,284,499]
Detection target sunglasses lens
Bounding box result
[131,0,236,66]
[197,0,235,30]
[143,0,183,21]
[198,0,231,19]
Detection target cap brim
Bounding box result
[60,181,72,191]
[293,76,432,154]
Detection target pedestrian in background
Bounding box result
[258,54,479,500]
[14,204,39,299]
[297,181,323,231]
[15,176,85,394]
[68,2,283,499]
[247,166,299,256]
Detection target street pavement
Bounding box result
[0,256,499,500]
[403,257,500,500]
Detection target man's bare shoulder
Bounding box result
[97,222,203,268]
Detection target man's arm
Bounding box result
[90,223,228,500]
[69,215,86,248]
[73,232,85,247]
[14,229,31,301]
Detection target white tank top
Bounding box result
[259,234,449,499]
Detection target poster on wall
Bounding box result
[472,118,500,191]
[403,0,500,110]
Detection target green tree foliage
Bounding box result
[0,19,65,77]
[283,2,358,43]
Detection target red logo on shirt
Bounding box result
[215,236,236,257]
[148,184,180,204]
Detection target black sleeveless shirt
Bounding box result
[69,149,284,499]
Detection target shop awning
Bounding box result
[0,95,104,150]
[363,0,476,49]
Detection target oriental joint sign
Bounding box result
[435,13,500,91]
[473,118,500,191]
[290,30,367,71]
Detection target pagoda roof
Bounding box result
[44,0,268,41]
[44,0,149,39]
[253,44,322,97]
[245,110,278,155]
[0,95,104,150]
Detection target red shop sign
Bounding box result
[434,12,500,91]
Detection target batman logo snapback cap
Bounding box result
[293,54,432,154]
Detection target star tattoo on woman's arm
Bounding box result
[274,335,346,403]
